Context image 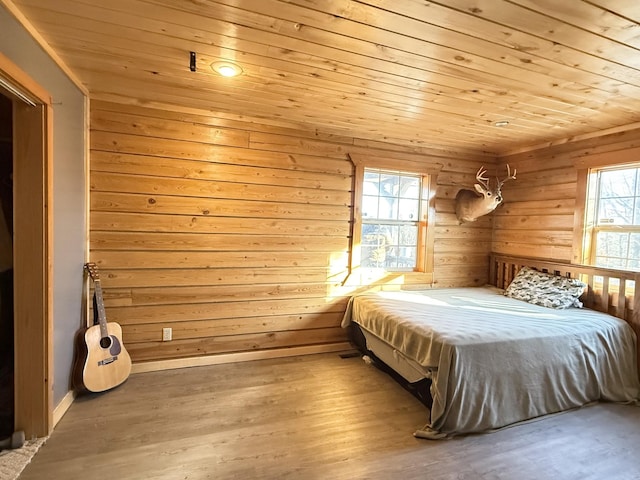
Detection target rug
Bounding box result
[0,437,46,480]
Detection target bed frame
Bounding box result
[347,254,640,436]
[490,253,640,375]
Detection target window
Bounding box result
[349,154,439,279]
[361,168,422,270]
[585,165,640,270]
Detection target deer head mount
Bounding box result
[455,165,516,223]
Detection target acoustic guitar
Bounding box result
[73,262,131,393]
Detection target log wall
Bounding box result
[494,128,640,261]
[90,101,496,364]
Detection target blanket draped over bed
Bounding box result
[341,287,640,439]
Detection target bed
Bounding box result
[341,254,640,439]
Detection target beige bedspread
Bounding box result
[342,287,640,438]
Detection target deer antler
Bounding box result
[497,164,517,189]
[475,166,491,190]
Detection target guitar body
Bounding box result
[74,322,132,393]
[74,262,132,393]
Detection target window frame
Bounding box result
[349,154,441,283]
[583,165,640,270]
[573,155,640,269]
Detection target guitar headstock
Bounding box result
[85,262,100,281]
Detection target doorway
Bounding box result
[0,93,12,439]
[0,52,53,439]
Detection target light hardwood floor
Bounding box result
[20,352,640,480]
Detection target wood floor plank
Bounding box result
[20,353,640,480]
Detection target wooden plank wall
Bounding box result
[494,127,640,261]
[434,175,494,287]
[89,100,495,364]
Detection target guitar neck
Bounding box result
[93,280,109,339]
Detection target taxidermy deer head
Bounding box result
[455,165,516,223]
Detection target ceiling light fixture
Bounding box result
[494,120,510,127]
[211,61,243,77]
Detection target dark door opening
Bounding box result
[0,93,14,439]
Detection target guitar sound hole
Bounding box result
[100,336,112,349]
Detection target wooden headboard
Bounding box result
[489,253,640,336]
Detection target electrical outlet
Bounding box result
[162,327,172,341]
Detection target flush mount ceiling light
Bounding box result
[211,61,243,77]
[494,120,510,127]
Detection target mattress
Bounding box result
[342,286,640,438]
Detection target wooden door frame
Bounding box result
[0,52,53,438]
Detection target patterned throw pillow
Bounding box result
[504,266,587,309]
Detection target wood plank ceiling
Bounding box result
[9,0,640,155]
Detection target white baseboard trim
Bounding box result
[52,389,76,427]
[131,342,354,374]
